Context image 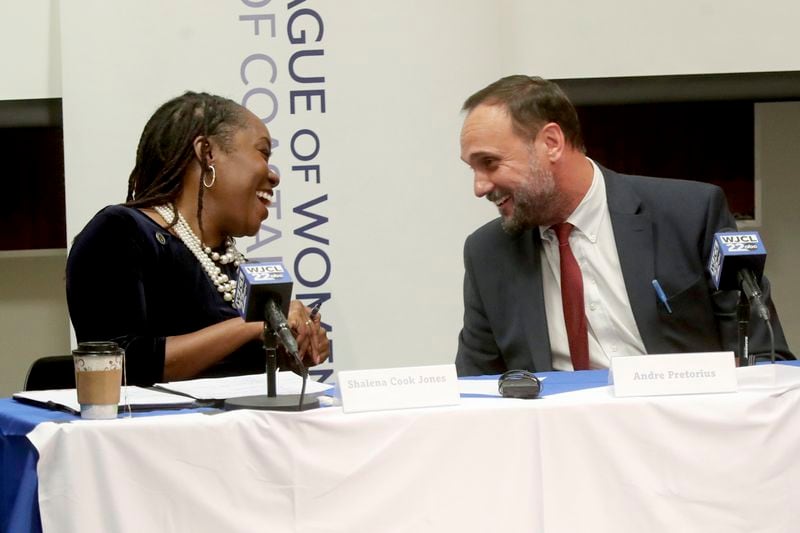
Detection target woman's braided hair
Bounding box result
[126,91,247,233]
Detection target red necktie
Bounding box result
[552,223,589,370]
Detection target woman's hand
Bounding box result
[287,300,329,366]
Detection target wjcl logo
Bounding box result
[708,240,723,280]
[245,263,285,281]
[719,233,761,253]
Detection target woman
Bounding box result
[66,92,329,385]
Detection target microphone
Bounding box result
[707,230,770,321]
[225,261,319,412]
[265,299,300,358]
[233,261,300,358]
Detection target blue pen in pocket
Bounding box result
[651,279,672,314]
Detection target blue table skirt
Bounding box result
[0,399,203,533]
[1,399,78,533]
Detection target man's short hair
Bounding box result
[463,75,585,152]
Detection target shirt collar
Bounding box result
[540,158,606,243]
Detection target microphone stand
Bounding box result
[223,323,320,412]
[737,291,750,367]
[264,322,278,397]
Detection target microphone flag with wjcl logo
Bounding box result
[707,231,767,291]
[234,262,293,321]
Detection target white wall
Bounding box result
[0,0,69,396]
[502,0,800,78]
[755,102,800,353]
[0,0,61,100]
[0,252,70,395]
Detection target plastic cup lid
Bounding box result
[73,341,123,356]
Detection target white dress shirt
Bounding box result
[540,159,646,370]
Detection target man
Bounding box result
[455,75,792,375]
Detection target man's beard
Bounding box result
[493,157,561,236]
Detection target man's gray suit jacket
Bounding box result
[455,167,792,376]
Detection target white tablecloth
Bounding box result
[28,365,800,533]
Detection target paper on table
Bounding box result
[13,386,196,414]
[154,371,334,401]
[736,363,800,391]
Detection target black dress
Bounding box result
[66,205,266,385]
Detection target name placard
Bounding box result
[611,352,737,397]
[337,364,460,413]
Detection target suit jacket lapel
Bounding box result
[603,168,660,352]
[520,230,553,371]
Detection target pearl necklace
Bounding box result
[153,204,245,304]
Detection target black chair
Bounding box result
[24,356,76,391]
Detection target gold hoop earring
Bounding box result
[203,165,216,189]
